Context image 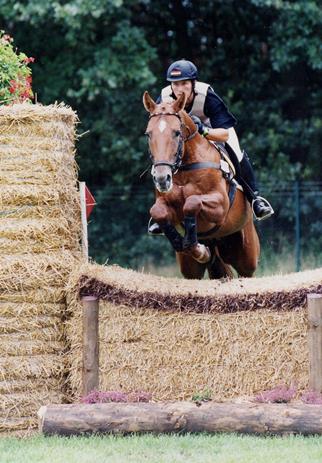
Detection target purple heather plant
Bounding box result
[255,385,297,403]
[301,390,322,405]
[81,390,152,404]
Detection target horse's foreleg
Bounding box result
[181,193,227,264]
[184,193,227,225]
[161,222,183,252]
[150,200,183,252]
[181,196,210,264]
[181,215,211,264]
[176,252,207,280]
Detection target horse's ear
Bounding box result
[172,92,187,113]
[143,91,157,113]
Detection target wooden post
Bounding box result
[308,293,322,392]
[79,181,88,261]
[82,296,99,396]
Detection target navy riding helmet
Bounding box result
[166,59,198,81]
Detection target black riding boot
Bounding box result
[239,154,274,220]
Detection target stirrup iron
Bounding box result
[147,217,164,236]
[252,196,274,221]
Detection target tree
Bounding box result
[0,0,320,268]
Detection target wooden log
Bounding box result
[82,296,99,396]
[308,293,322,392]
[38,402,322,436]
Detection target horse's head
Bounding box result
[143,91,187,193]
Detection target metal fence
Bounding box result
[258,181,322,273]
[89,181,322,274]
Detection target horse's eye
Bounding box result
[173,130,181,138]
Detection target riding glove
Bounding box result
[190,115,209,137]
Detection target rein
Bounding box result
[147,111,231,177]
[147,111,197,173]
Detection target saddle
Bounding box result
[212,142,237,180]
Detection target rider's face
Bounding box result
[171,80,194,105]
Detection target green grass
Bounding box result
[1,434,322,463]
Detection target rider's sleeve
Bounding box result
[204,88,237,129]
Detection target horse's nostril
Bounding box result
[167,174,171,182]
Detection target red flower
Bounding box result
[9,80,18,94]
[23,56,35,64]
[2,34,13,44]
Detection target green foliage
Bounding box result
[0,31,33,104]
[192,389,212,403]
[251,0,322,71]
[0,0,320,268]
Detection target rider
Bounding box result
[148,59,274,234]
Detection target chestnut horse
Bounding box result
[143,91,260,279]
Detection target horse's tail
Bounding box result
[207,245,234,279]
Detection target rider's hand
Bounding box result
[190,115,209,137]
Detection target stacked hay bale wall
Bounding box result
[0,104,82,433]
[67,264,322,401]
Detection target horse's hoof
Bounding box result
[194,244,211,264]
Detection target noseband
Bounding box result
[147,111,197,173]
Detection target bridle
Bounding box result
[146,111,198,173]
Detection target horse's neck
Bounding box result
[181,112,220,164]
[184,136,220,164]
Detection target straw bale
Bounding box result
[0,204,79,221]
[0,168,76,187]
[0,102,77,123]
[0,315,62,334]
[0,150,75,172]
[70,263,322,314]
[0,135,75,152]
[0,337,64,356]
[67,302,308,401]
[0,355,65,380]
[0,152,77,181]
[66,263,322,401]
[0,184,78,206]
[0,238,77,254]
[0,288,65,303]
[0,217,72,239]
[0,119,76,140]
[0,416,35,433]
[0,378,62,395]
[0,218,80,253]
[0,302,64,317]
[0,102,82,434]
[0,390,64,420]
[0,252,81,290]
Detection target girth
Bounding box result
[179,161,221,172]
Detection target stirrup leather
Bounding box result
[252,196,274,221]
